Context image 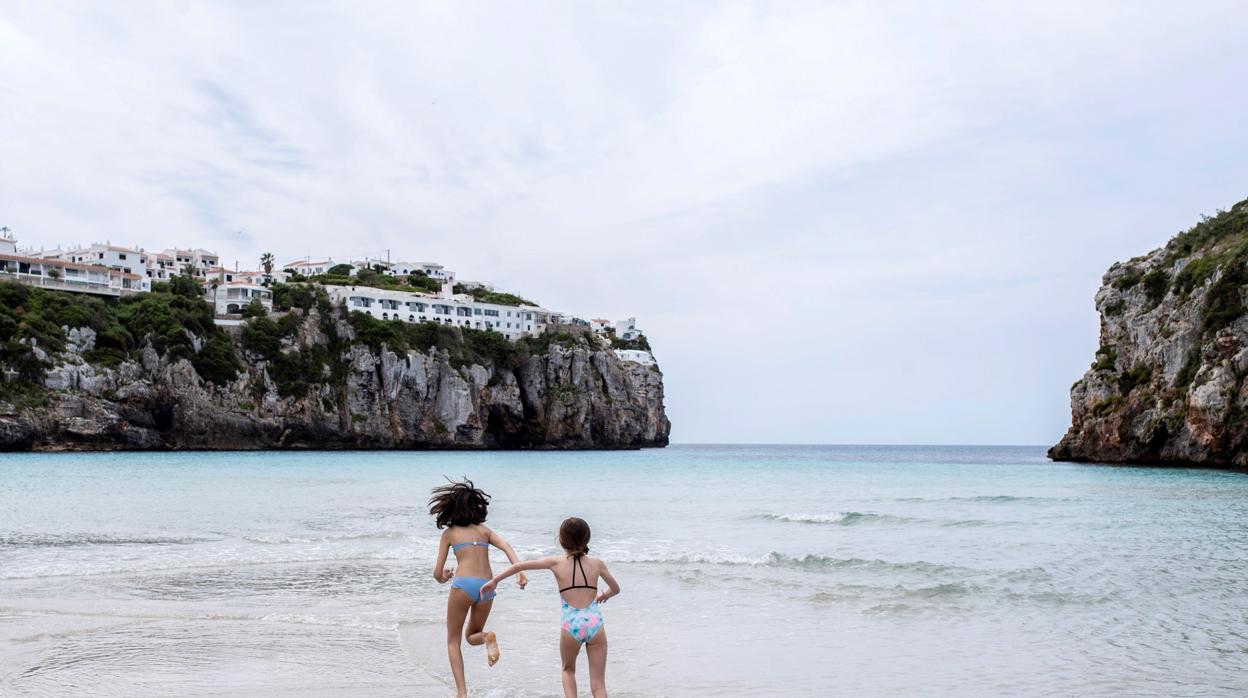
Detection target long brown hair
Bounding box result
[427,477,490,529]
[558,517,591,558]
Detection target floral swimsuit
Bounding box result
[558,556,604,644]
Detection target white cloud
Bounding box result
[3,1,1248,443]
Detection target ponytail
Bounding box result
[558,517,591,558]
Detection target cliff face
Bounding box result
[1051,199,1248,467]
[0,308,669,451]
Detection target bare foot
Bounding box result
[485,631,500,666]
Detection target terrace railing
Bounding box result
[0,271,134,297]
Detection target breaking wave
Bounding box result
[756,511,913,526]
[0,533,212,548]
[621,550,970,575]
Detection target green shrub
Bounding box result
[270,283,320,311]
[191,335,240,385]
[1173,256,1219,297]
[1092,344,1117,371]
[241,316,282,360]
[1141,268,1169,306]
[1163,200,1248,264]
[610,334,651,351]
[1113,267,1142,290]
[1092,395,1123,418]
[1118,363,1152,394]
[241,298,267,318]
[169,273,202,299]
[327,263,354,277]
[453,284,536,306]
[1175,349,1201,390]
[409,272,441,293]
[1201,261,1248,336]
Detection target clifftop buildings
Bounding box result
[0,233,648,356]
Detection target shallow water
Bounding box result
[1,445,1246,696]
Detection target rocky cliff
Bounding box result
[1051,198,1248,467]
[0,304,669,451]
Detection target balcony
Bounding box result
[0,271,131,297]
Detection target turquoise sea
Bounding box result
[1,445,1247,696]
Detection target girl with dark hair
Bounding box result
[428,478,527,698]
[481,517,620,698]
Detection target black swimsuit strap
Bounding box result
[558,555,597,592]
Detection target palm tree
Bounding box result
[261,252,274,275]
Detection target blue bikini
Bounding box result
[449,540,496,604]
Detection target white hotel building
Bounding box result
[324,283,548,340]
[1,235,146,295]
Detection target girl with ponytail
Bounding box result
[481,517,621,698]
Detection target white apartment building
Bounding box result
[0,245,143,297]
[146,251,177,281]
[614,349,656,365]
[163,248,220,276]
[324,284,542,340]
[283,259,333,276]
[210,281,273,315]
[615,317,643,341]
[351,258,457,282]
[413,262,455,282]
[59,243,151,290]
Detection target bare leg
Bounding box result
[464,598,499,666]
[559,630,582,698]
[586,629,608,698]
[445,589,473,698]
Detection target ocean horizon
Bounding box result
[3,444,1245,696]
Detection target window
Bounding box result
[118,253,126,260]
[409,315,415,322]
[473,308,481,315]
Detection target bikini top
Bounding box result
[450,540,489,552]
[559,556,596,593]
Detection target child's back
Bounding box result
[481,516,620,698]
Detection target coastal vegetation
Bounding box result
[452,284,536,306]
[2,278,594,403]
[0,278,239,386]
[344,311,583,372]
[301,268,444,294]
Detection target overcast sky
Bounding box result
[3,2,1248,445]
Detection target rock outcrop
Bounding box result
[0,307,669,451]
[1051,198,1248,468]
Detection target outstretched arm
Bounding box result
[480,557,556,596]
[432,530,453,583]
[596,561,621,604]
[486,527,529,589]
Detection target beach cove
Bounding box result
[2,445,1246,696]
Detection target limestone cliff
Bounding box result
[0,306,669,451]
[1051,198,1248,467]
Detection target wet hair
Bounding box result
[428,477,490,529]
[558,517,591,559]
